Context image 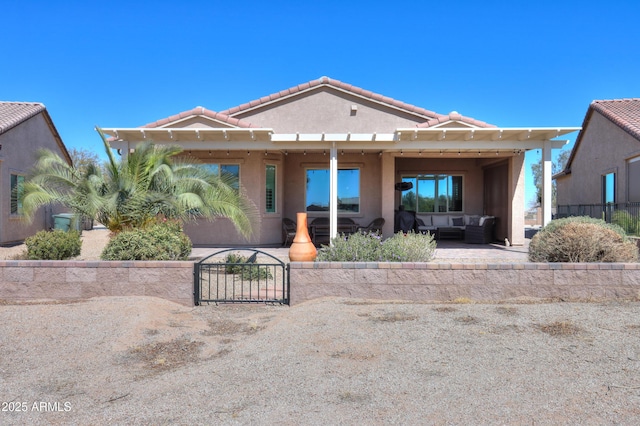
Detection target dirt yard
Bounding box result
[1,296,640,424]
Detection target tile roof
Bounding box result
[591,98,640,140]
[221,76,491,126]
[143,77,495,130]
[416,111,497,128]
[0,102,47,135]
[556,98,640,177]
[142,106,257,129]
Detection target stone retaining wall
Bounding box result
[0,260,194,306]
[2,261,640,307]
[289,262,640,305]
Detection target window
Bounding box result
[305,168,360,213]
[629,157,640,202]
[602,172,615,204]
[400,174,463,213]
[204,163,240,189]
[265,164,276,213]
[11,174,24,215]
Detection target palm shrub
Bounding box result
[25,230,82,260]
[101,219,192,260]
[316,231,436,262]
[20,128,256,238]
[528,216,638,263]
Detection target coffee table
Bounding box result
[437,227,464,240]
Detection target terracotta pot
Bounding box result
[289,212,317,261]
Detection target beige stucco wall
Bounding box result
[0,113,68,244]
[232,87,426,133]
[183,151,286,246]
[557,112,640,205]
[509,154,525,245]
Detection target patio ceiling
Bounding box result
[99,126,580,153]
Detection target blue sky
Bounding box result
[3,0,640,205]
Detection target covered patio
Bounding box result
[99,77,579,247]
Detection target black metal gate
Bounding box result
[194,249,289,305]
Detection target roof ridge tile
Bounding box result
[218,76,455,121]
[141,106,255,129]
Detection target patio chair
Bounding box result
[464,217,496,244]
[282,218,297,246]
[357,217,385,234]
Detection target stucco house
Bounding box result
[0,102,72,244]
[100,77,578,247]
[556,99,640,212]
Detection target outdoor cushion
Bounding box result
[479,216,494,226]
[415,214,432,226]
[452,217,464,226]
[432,215,449,226]
[464,214,481,225]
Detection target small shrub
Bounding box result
[316,231,385,262]
[25,230,82,260]
[612,210,640,236]
[223,253,272,280]
[528,216,638,263]
[380,231,437,262]
[316,231,436,262]
[101,220,192,260]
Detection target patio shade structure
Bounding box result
[100,126,579,242]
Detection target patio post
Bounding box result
[330,143,338,243]
[542,140,553,226]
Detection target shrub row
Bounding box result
[316,231,437,262]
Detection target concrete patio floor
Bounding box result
[191,239,530,263]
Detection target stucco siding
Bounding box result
[0,113,68,244]
[232,88,426,133]
[558,111,640,205]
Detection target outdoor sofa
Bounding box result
[415,214,496,243]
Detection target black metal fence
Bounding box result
[556,203,640,235]
[194,249,289,305]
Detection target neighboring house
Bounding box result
[0,102,72,245]
[556,99,640,209]
[101,77,577,247]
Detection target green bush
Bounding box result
[25,229,82,260]
[612,210,640,236]
[101,220,192,260]
[223,253,273,280]
[381,231,438,262]
[529,216,638,263]
[316,231,436,262]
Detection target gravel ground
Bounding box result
[3,228,640,424]
[1,297,640,424]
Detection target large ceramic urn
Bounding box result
[288,212,317,261]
